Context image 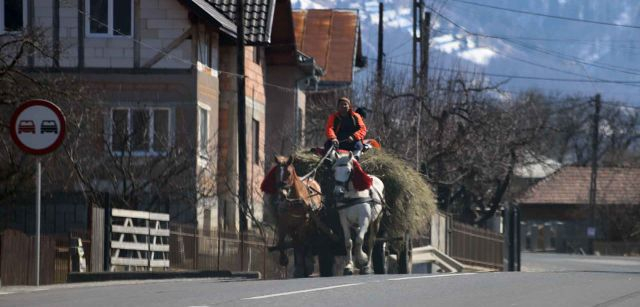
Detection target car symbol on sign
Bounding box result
[18,120,36,134]
[40,120,58,134]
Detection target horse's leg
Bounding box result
[277,215,289,266]
[293,244,306,278]
[339,209,354,275]
[362,213,380,274]
[278,232,288,266]
[354,207,371,270]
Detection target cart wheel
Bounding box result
[318,251,335,277]
[398,232,413,274]
[372,240,388,274]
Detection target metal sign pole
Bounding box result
[36,159,41,286]
[9,100,66,286]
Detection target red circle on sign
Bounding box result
[10,99,66,155]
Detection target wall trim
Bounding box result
[25,67,193,75]
[77,0,85,68]
[133,0,141,68]
[53,0,60,67]
[27,0,34,67]
[142,27,193,69]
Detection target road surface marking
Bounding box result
[243,283,364,300]
[594,289,640,307]
[388,273,476,281]
[0,292,15,296]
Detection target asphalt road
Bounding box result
[1,253,639,307]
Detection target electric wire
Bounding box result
[449,0,640,29]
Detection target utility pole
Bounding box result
[413,0,419,170]
[412,0,418,90]
[588,94,601,255]
[420,10,430,89]
[376,2,384,91]
[416,4,430,171]
[236,0,248,234]
[374,1,384,123]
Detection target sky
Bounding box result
[292,0,640,105]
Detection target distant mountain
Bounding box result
[291,0,640,104]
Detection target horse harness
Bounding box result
[334,186,383,211]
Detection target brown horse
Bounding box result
[261,155,322,277]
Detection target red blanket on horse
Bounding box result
[260,166,279,194]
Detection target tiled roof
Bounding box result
[292,9,363,83]
[206,0,275,44]
[518,166,640,205]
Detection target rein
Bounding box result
[300,145,336,181]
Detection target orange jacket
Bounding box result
[325,111,367,141]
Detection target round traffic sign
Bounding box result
[10,99,66,155]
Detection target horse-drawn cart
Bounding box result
[290,149,438,276]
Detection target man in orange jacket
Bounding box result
[324,97,367,158]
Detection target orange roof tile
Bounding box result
[292,9,360,83]
[518,166,640,205]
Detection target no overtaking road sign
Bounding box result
[10,99,66,155]
[9,99,66,286]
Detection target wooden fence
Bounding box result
[0,229,69,286]
[169,224,288,279]
[449,220,504,270]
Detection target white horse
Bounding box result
[331,151,384,275]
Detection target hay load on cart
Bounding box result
[293,149,437,274]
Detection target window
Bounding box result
[86,0,132,36]
[110,108,171,155]
[198,106,209,156]
[0,0,27,33]
[252,119,259,165]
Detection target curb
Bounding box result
[67,270,261,283]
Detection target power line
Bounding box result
[368,57,640,84]
[432,10,640,76]
[388,38,413,56]
[449,0,640,29]
[497,36,640,77]
[431,11,598,78]
[430,6,609,93]
[432,29,640,46]
[429,9,640,88]
[433,29,640,79]
[370,58,640,108]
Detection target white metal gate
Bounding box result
[110,209,170,271]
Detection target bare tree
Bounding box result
[0,29,84,202]
[63,108,219,221]
[354,64,553,226]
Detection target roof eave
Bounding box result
[184,0,237,35]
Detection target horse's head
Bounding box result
[332,151,355,198]
[273,155,296,200]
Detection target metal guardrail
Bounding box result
[412,246,463,273]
